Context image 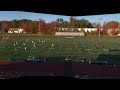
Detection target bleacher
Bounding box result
[10,58,46,64]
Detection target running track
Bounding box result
[0,61,120,78]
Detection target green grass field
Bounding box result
[0,35,120,64]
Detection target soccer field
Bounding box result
[0,35,120,64]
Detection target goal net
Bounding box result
[2,36,9,40]
[55,32,85,37]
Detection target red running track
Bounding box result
[0,61,120,78]
[73,64,120,78]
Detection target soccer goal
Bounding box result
[65,36,75,38]
[55,32,85,37]
[2,36,9,40]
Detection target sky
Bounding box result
[0,11,120,25]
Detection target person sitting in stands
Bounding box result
[40,57,46,63]
[65,55,73,62]
[69,55,73,60]
[89,60,91,64]
[40,57,44,63]
[65,57,68,61]
[43,57,46,63]
[81,60,84,63]
[65,56,70,62]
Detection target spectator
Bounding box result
[82,60,84,63]
[89,60,91,64]
[43,57,46,63]
[65,58,68,61]
[40,57,46,63]
[65,55,71,62]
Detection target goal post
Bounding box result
[55,32,85,37]
[2,36,9,40]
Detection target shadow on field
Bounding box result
[45,57,65,63]
[96,54,120,64]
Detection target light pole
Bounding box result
[98,18,102,37]
[98,24,100,37]
[39,19,40,33]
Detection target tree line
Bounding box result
[0,16,120,35]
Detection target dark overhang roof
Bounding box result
[0,0,120,16]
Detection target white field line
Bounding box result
[48,40,61,53]
[48,52,79,54]
[66,39,71,53]
[68,39,71,53]
[58,39,64,53]
[68,46,70,53]
[22,41,52,57]
[85,40,103,54]
[95,40,110,54]
[53,39,68,55]
[101,40,119,49]
[100,40,110,49]
[100,40,120,54]
[75,42,81,54]
[58,43,62,53]
[70,42,80,60]
[8,40,57,55]
[17,40,52,53]
[79,39,90,55]
[37,41,52,51]
[46,52,97,57]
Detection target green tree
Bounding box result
[11,19,19,28]
[29,21,37,34]
[70,16,74,29]
[73,28,78,32]
[86,30,90,35]
[72,19,94,28]
[80,28,85,32]
[80,28,86,35]
[56,18,64,28]
[90,30,93,35]
[17,20,22,28]
[63,21,70,28]
[47,30,53,34]
[60,28,63,32]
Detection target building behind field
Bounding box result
[77,28,97,32]
[8,28,24,33]
[107,29,118,35]
[58,28,97,32]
